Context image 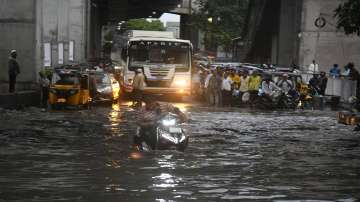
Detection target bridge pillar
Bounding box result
[277,0,303,66]
[0,0,37,92]
[0,0,99,92]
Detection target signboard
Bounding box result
[69,41,74,61]
[130,41,189,49]
[58,43,64,64]
[44,43,51,67]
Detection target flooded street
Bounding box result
[0,102,359,202]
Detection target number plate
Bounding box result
[169,127,182,133]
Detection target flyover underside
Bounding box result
[100,0,183,22]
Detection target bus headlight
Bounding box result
[173,79,189,87]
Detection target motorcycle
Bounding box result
[255,89,299,110]
[134,112,189,152]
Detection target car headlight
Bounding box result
[162,119,176,126]
[173,79,188,87]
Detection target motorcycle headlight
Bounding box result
[159,129,178,143]
[162,119,176,126]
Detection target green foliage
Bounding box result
[192,0,249,52]
[103,32,114,56]
[126,18,165,31]
[335,0,360,35]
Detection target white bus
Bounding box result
[116,30,193,97]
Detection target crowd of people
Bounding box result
[329,62,359,79]
[192,65,331,108]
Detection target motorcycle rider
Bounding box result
[276,74,299,100]
[134,97,188,148]
[309,74,320,95]
[276,74,293,94]
[259,76,280,98]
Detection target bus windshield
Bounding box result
[128,41,190,72]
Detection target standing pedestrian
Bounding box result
[216,69,223,106]
[132,68,145,108]
[342,65,350,77]
[207,69,221,106]
[348,63,360,100]
[39,72,50,110]
[318,72,328,96]
[204,70,213,104]
[308,60,319,74]
[329,64,340,78]
[8,50,20,93]
[239,71,250,103]
[249,71,262,102]
[221,73,233,107]
[192,68,201,98]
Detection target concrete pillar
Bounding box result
[0,0,37,92]
[0,0,93,93]
[277,0,302,66]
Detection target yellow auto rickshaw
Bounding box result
[49,67,91,109]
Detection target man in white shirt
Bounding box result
[221,73,233,106]
[204,70,213,89]
[260,78,281,97]
[308,60,319,73]
[276,74,293,93]
[204,70,213,104]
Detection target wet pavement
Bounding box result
[0,102,359,202]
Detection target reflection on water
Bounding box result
[0,104,359,202]
[152,173,179,188]
[172,103,191,112]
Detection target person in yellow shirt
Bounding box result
[232,71,241,89]
[230,71,241,106]
[249,71,262,101]
[228,69,235,81]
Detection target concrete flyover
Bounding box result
[0,0,190,93]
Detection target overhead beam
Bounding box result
[104,0,184,22]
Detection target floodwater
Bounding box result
[0,102,359,202]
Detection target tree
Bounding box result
[103,32,114,58]
[192,0,249,54]
[335,0,360,35]
[126,18,165,31]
